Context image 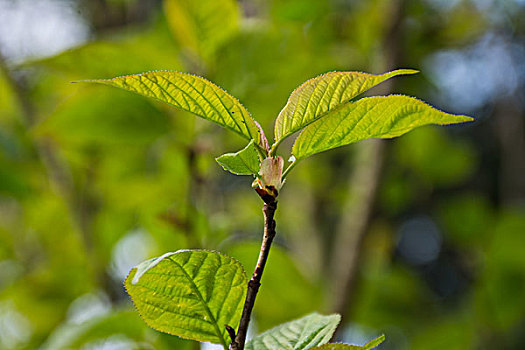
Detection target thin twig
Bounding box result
[230,197,277,350]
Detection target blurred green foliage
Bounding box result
[0,0,524,349]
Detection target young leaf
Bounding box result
[292,95,474,160]
[125,250,247,349]
[245,312,341,350]
[82,71,266,147]
[273,69,418,148]
[311,335,385,350]
[216,139,260,175]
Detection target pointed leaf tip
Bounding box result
[310,334,385,350]
[396,68,419,75]
[273,69,420,147]
[82,70,265,146]
[292,94,474,160]
[363,335,385,349]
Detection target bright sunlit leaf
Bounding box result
[245,313,341,350]
[273,69,418,148]
[82,71,265,147]
[292,95,473,160]
[125,250,247,349]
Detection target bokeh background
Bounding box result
[1,0,524,349]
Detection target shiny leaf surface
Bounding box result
[83,71,264,146]
[273,69,418,147]
[293,95,473,160]
[245,313,341,350]
[125,250,247,348]
[216,140,260,175]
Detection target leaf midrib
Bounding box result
[167,256,228,349]
[176,74,243,136]
[274,73,368,146]
[293,99,356,160]
[274,86,366,151]
[274,70,415,150]
[294,322,329,349]
[102,73,254,144]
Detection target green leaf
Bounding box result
[361,335,385,349]
[27,36,182,79]
[245,312,341,350]
[37,88,170,146]
[164,0,239,59]
[82,71,265,147]
[292,95,474,160]
[125,249,247,349]
[216,139,260,175]
[311,335,385,350]
[273,69,418,147]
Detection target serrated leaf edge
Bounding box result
[124,249,247,348]
[246,312,341,350]
[76,70,267,149]
[291,94,474,160]
[272,69,419,150]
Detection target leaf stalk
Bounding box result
[281,159,297,180]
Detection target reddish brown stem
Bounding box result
[230,198,277,350]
